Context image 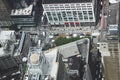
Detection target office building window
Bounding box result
[74,18,78,21]
[89,17,93,20]
[84,16,88,20]
[78,11,83,20]
[64,18,68,21]
[52,12,56,16]
[88,8,92,10]
[54,17,58,21]
[62,11,66,17]
[67,11,72,16]
[57,12,62,21]
[47,12,51,16]
[69,17,73,21]
[47,12,53,21]
[52,12,58,21]
[73,11,78,21]
[81,4,85,6]
[82,7,86,10]
[73,11,77,17]
[88,11,92,15]
[66,8,71,10]
[83,11,87,16]
[71,4,75,9]
[60,6,64,8]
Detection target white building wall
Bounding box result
[43,3,95,27]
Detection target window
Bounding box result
[47,12,53,21]
[88,11,92,15]
[66,9,71,10]
[47,12,51,16]
[57,12,62,21]
[71,4,75,8]
[52,12,56,16]
[54,17,58,21]
[73,11,78,21]
[78,11,83,19]
[65,6,70,8]
[62,12,66,17]
[50,7,54,8]
[48,16,52,21]
[82,7,86,10]
[74,18,78,21]
[73,11,77,17]
[89,17,93,20]
[84,16,88,20]
[69,17,73,21]
[77,8,81,10]
[81,4,85,6]
[55,7,59,8]
[79,17,83,20]
[76,4,80,6]
[60,6,64,8]
[83,11,87,15]
[88,8,92,10]
[67,11,72,16]
[64,18,68,21]
[54,4,58,6]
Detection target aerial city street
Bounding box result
[0,0,120,80]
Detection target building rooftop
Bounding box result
[44,48,59,80]
[59,42,79,58]
[42,0,92,4]
[106,3,120,25]
[58,38,91,80]
[59,38,89,63]
[27,47,59,80]
[109,0,120,4]
[11,4,33,16]
[108,25,118,31]
[0,30,15,42]
[0,30,16,56]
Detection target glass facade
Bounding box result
[43,3,95,27]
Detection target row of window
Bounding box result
[44,8,92,11]
[45,6,92,9]
[43,3,93,11]
[50,22,81,27]
[47,11,94,22]
[48,16,93,21]
[44,3,92,8]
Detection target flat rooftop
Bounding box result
[109,0,120,4]
[58,42,79,58]
[43,0,92,4]
[0,30,16,56]
[44,48,59,80]
[0,30,15,41]
[11,4,33,16]
[59,38,89,63]
[106,3,120,25]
